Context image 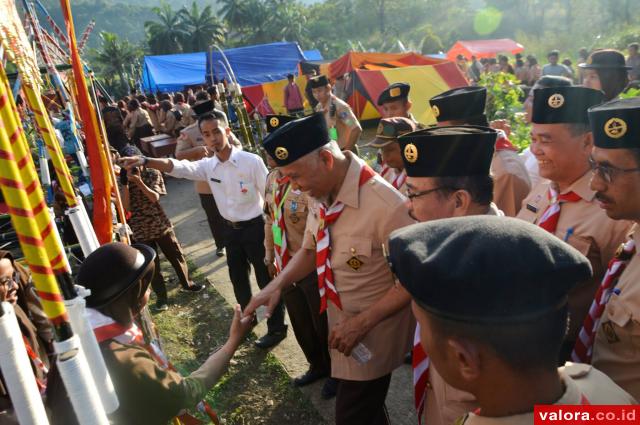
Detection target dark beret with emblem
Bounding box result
[397,125,497,177]
[388,216,592,322]
[377,82,410,105]
[589,97,640,149]
[579,49,631,70]
[366,117,416,148]
[262,112,329,166]
[191,99,214,117]
[309,74,330,89]
[532,86,604,124]
[265,114,297,133]
[429,86,486,123]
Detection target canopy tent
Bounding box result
[243,60,467,123]
[328,51,445,80]
[303,49,324,61]
[142,52,206,92]
[447,39,524,61]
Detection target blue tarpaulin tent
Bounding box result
[303,49,324,61]
[142,42,310,92]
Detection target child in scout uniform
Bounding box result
[430,86,531,217]
[388,216,636,425]
[377,82,423,126]
[516,86,632,358]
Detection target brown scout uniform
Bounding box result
[123,108,152,139]
[174,102,195,128]
[592,223,640,400]
[491,149,531,217]
[315,94,361,151]
[456,363,636,425]
[176,124,212,196]
[516,171,633,345]
[301,152,415,381]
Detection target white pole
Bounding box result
[0,302,49,425]
[65,196,99,257]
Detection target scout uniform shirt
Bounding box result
[176,123,212,195]
[516,171,632,341]
[455,363,636,425]
[301,152,415,380]
[263,169,309,261]
[315,94,360,150]
[592,223,640,400]
[491,148,531,217]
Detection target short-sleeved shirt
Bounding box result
[542,63,571,77]
[627,55,640,81]
[176,123,211,195]
[593,224,640,400]
[315,95,360,150]
[302,152,415,381]
[491,149,531,217]
[127,168,172,242]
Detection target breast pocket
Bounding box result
[600,296,638,357]
[235,175,257,205]
[565,232,601,276]
[333,236,372,272]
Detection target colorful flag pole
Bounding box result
[34,0,70,52]
[78,19,95,53]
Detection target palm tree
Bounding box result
[218,0,245,28]
[179,2,226,52]
[144,3,188,55]
[90,32,139,94]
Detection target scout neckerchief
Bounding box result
[537,187,581,233]
[272,175,292,273]
[392,169,407,191]
[316,164,376,313]
[571,238,637,363]
[87,309,220,425]
[412,324,429,425]
[22,335,48,394]
[380,163,392,178]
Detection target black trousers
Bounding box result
[282,272,330,372]
[198,193,225,249]
[335,374,391,425]
[140,230,191,303]
[223,216,286,333]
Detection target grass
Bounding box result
[150,260,326,425]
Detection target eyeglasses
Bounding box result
[589,156,640,184]
[406,186,452,200]
[0,273,18,288]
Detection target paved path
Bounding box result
[161,176,417,425]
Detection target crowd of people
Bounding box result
[2,44,640,425]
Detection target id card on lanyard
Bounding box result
[271,183,291,248]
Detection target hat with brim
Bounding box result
[366,117,416,148]
[78,243,156,308]
[579,49,631,70]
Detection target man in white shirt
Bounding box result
[120,110,288,348]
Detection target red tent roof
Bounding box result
[447,39,524,61]
[328,51,445,80]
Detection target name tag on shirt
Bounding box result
[210,178,221,183]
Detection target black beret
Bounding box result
[191,99,214,117]
[589,97,640,149]
[377,82,410,105]
[77,243,156,308]
[579,49,631,70]
[388,216,592,323]
[429,86,486,123]
[397,126,497,177]
[532,86,604,124]
[265,114,296,133]
[262,112,329,166]
[309,74,330,89]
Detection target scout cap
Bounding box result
[429,86,486,123]
[309,74,330,89]
[397,126,497,177]
[579,49,631,70]
[532,86,604,124]
[589,97,640,149]
[377,82,410,105]
[388,216,592,323]
[265,114,297,133]
[366,117,416,148]
[262,112,328,166]
[78,243,156,308]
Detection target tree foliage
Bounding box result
[89,31,141,95]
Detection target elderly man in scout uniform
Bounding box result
[365,117,416,194]
[245,112,415,425]
[517,86,633,359]
[310,74,362,153]
[396,126,499,425]
[262,115,332,394]
[388,216,636,425]
[569,97,640,400]
[430,86,531,217]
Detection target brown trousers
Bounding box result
[282,272,330,373]
[140,229,190,303]
[335,373,391,425]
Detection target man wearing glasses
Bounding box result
[516,86,632,360]
[584,97,640,400]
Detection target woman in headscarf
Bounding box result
[580,49,631,101]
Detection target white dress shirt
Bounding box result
[168,146,268,222]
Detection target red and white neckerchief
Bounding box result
[272,175,292,273]
[537,187,581,234]
[571,239,636,363]
[392,170,407,191]
[22,336,48,394]
[380,163,392,178]
[412,324,430,425]
[494,129,518,152]
[316,164,376,313]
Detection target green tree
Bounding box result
[219,0,246,29]
[144,3,188,55]
[90,31,140,94]
[179,2,226,52]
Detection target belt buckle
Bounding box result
[229,221,242,230]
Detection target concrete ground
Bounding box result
[160,176,417,425]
